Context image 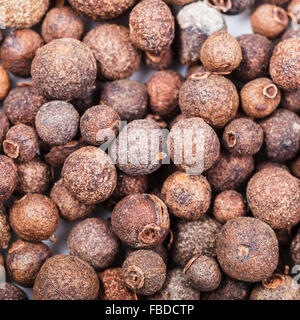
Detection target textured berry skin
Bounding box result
[0,155,17,202]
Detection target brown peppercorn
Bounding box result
[207,153,254,192]
[270,39,300,91]
[129,0,175,54]
[148,268,200,300]
[68,0,135,20]
[111,194,170,248]
[200,30,242,74]
[2,0,49,29]
[275,229,292,247]
[122,250,166,295]
[62,146,117,205]
[282,90,300,112]
[247,167,300,229]
[145,47,174,71]
[213,190,246,224]
[251,4,289,39]
[50,179,95,221]
[80,105,120,147]
[260,109,300,162]
[209,0,255,14]
[179,73,239,128]
[31,38,97,100]
[99,268,138,300]
[290,228,300,264]
[0,283,27,300]
[291,156,300,178]
[161,171,212,220]
[288,0,300,24]
[0,112,9,147]
[10,193,59,241]
[280,26,300,41]
[202,276,251,300]
[100,80,148,121]
[84,24,141,81]
[0,65,10,100]
[0,204,11,250]
[233,34,273,82]
[42,7,84,43]
[3,124,38,162]
[171,216,222,267]
[147,70,184,117]
[186,64,207,79]
[184,255,221,292]
[33,254,99,300]
[240,78,281,119]
[168,113,186,130]
[125,244,168,264]
[71,85,99,115]
[223,118,263,156]
[6,239,51,287]
[250,275,300,300]
[217,217,279,282]
[68,218,120,270]
[256,161,289,173]
[0,155,17,201]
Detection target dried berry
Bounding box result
[71,85,99,115]
[240,78,281,119]
[0,156,17,202]
[41,6,84,43]
[251,4,289,39]
[0,65,10,100]
[0,204,10,249]
[3,124,38,162]
[288,0,300,24]
[161,171,212,220]
[233,34,273,81]
[0,29,43,77]
[280,26,300,41]
[256,161,289,172]
[200,30,242,74]
[247,167,300,229]
[0,112,9,147]
[176,1,226,65]
[68,218,120,270]
[32,38,97,100]
[179,73,239,128]
[10,193,59,241]
[169,113,186,129]
[209,0,254,14]
[290,228,300,264]
[282,90,300,112]
[0,283,27,300]
[122,250,166,295]
[84,24,141,81]
[171,216,222,267]
[111,194,170,248]
[270,39,300,91]
[80,104,120,146]
[129,0,175,54]
[207,153,254,192]
[145,47,174,70]
[186,64,207,79]
[33,254,99,300]
[62,146,117,205]
[217,217,279,282]
[260,109,300,162]
[125,244,168,264]
[223,118,264,156]
[100,80,148,121]
[291,156,300,178]
[6,239,51,287]
[99,268,138,300]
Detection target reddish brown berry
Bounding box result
[0,283,27,300]
[0,112,9,147]
[0,65,10,100]
[0,203,10,250]
[145,47,174,70]
[282,89,300,112]
[291,156,300,178]
[290,228,300,264]
[0,156,17,202]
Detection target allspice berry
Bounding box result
[0,29,43,77]
[161,171,212,220]
[179,73,239,128]
[0,112,10,147]
[129,0,175,54]
[80,105,120,146]
[0,204,11,249]
[216,217,279,282]
[184,255,222,292]
[10,193,59,242]
[282,89,300,112]
[99,268,138,300]
[260,109,300,162]
[270,39,300,91]
[146,70,184,116]
[213,190,246,224]
[0,155,17,202]
[251,4,289,39]
[41,7,84,43]
[100,80,148,121]
[6,240,51,287]
[68,218,120,270]
[288,0,300,24]
[0,65,10,100]
[35,101,79,146]
[186,64,207,79]
[111,194,170,248]
[223,118,264,156]
[3,124,38,162]
[71,85,99,115]
[291,156,300,178]
[246,167,300,229]
[50,179,95,222]
[145,47,174,71]
[240,78,281,118]
[31,38,97,100]
[122,250,166,295]
[290,228,300,264]
[125,245,168,265]
[84,24,141,81]
[209,0,255,14]
[62,146,117,205]
[0,283,27,301]
[33,255,99,300]
[200,30,242,74]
